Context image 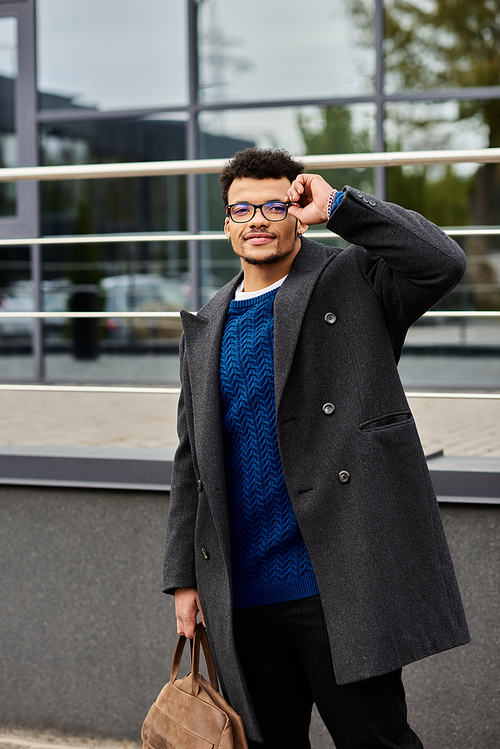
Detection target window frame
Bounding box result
[0,0,38,240]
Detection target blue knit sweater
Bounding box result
[220,287,319,609]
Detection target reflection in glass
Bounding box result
[399,330,500,390]
[384,100,491,155]
[382,0,500,97]
[198,0,375,104]
[0,18,30,379]
[39,117,189,236]
[0,16,18,216]
[37,0,188,111]
[0,246,33,380]
[384,100,489,226]
[38,116,192,369]
[38,240,189,384]
[384,100,500,313]
[200,104,376,162]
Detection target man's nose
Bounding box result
[251,206,270,223]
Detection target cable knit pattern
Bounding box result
[220,287,319,609]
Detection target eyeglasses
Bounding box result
[225,201,295,223]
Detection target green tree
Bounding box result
[351,0,500,308]
[381,0,500,147]
[386,164,473,228]
[298,105,374,198]
[350,0,500,144]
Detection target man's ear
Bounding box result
[297,220,308,237]
[224,217,231,241]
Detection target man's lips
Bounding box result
[243,232,276,245]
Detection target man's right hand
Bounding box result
[174,587,205,639]
[287,173,335,225]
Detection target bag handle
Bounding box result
[169,633,187,683]
[191,622,219,693]
[169,623,219,696]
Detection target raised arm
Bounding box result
[290,173,466,329]
[330,186,466,327]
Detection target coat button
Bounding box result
[338,471,351,484]
[324,312,337,325]
[201,548,209,560]
[322,403,335,415]
[197,480,203,492]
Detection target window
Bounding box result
[0,15,17,216]
[197,0,375,104]
[37,0,188,111]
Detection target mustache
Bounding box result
[242,230,277,239]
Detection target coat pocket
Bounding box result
[358,410,413,432]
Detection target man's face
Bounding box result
[224,177,306,268]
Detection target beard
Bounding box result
[239,250,284,266]
[231,226,300,266]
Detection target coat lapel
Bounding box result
[274,237,337,412]
[181,272,242,407]
[180,273,242,564]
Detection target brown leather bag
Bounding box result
[141,622,248,749]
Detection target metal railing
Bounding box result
[1,310,500,320]
[1,226,500,249]
[1,147,500,399]
[1,147,500,183]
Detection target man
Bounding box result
[163,148,470,748]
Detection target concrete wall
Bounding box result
[404,504,500,749]
[0,485,498,749]
[0,486,174,739]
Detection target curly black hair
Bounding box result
[219,147,305,206]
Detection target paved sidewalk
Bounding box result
[0,716,333,749]
[0,731,139,749]
[0,390,499,457]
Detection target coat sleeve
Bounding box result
[327,186,467,330]
[162,333,199,594]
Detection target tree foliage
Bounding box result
[386,165,472,227]
[349,0,500,309]
[298,106,374,197]
[384,0,500,146]
[350,0,500,146]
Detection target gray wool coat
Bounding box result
[162,186,471,742]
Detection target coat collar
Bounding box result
[180,270,242,334]
[181,236,339,411]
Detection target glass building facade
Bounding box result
[0,0,499,387]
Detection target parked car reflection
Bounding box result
[0,279,71,338]
[101,273,188,342]
[0,272,222,348]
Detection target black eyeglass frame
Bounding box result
[225,201,296,223]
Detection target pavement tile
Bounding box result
[0,732,138,749]
[0,391,499,457]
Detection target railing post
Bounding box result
[187,0,201,312]
[30,242,44,381]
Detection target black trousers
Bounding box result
[232,595,423,749]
